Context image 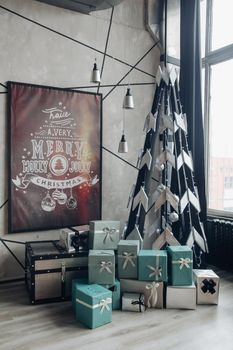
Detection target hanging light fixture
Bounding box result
[91,58,101,83]
[123,85,134,109]
[118,110,128,153]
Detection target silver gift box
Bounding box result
[166,284,196,310]
[193,269,219,305]
[122,293,146,312]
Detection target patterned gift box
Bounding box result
[120,279,164,309]
[75,284,112,329]
[122,292,146,312]
[89,221,121,250]
[138,250,168,282]
[88,250,115,285]
[167,245,193,286]
[193,269,219,305]
[166,284,196,309]
[102,279,121,310]
[117,240,139,279]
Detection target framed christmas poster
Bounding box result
[8,82,102,233]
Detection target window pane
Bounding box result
[212,0,233,50]
[200,0,206,57]
[167,0,180,59]
[208,59,233,212]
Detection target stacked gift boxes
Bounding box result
[71,220,220,329]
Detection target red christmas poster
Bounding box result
[8,82,101,233]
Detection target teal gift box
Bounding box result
[102,279,120,310]
[138,250,168,282]
[72,278,88,312]
[167,245,193,286]
[89,221,121,250]
[117,240,139,279]
[75,284,112,329]
[88,250,115,285]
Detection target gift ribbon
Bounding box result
[121,252,136,270]
[146,282,160,308]
[102,227,118,244]
[131,293,146,312]
[99,261,113,274]
[147,256,162,280]
[201,279,216,294]
[76,297,112,313]
[172,258,193,270]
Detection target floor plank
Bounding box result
[0,269,232,350]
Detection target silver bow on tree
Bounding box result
[122,252,136,269]
[99,298,112,313]
[99,261,113,274]
[103,227,116,244]
[146,282,160,308]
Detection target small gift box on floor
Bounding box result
[166,285,196,309]
[75,284,112,329]
[88,250,115,285]
[102,279,121,310]
[122,293,146,312]
[138,250,168,282]
[89,221,121,250]
[117,240,139,279]
[167,245,193,286]
[193,269,219,305]
[120,279,164,309]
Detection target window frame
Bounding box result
[203,0,233,219]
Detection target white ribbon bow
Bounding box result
[146,282,160,308]
[99,261,113,274]
[103,227,116,244]
[122,252,136,269]
[99,298,112,313]
[178,258,191,270]
[147,265,162,279]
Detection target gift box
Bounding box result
[89,221,121,250]
[167,245,193,286]
[193,269,219,305]
[88,250,115,285]
[138,250,168,282]
[166,284,196,309]
[117,240,139,279]
[75,283,112,329]
[102,279,121,310]
[72,278,88,310]
[122,293,146,312]
[120,279,164,308]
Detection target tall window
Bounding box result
[201,0,233,217]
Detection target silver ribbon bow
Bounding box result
[122,252,136,270]
[103,227,117,244]
[146,282,160,308]
[99,261,113,274]
[147,265,162,279]
[99,298,112,313]
[178,258,192,270]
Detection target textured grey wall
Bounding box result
[0,0,160,281]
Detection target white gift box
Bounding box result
[122,293,146,312]
[193,269,219,305]
[166,284,196,310]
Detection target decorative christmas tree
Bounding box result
[124,63,208,267]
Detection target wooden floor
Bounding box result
[0,269,233,350]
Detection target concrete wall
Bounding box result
[0,0,160,281]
